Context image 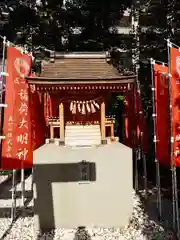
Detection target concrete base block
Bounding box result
[33,142,133,232]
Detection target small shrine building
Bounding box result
[26,51,135,146]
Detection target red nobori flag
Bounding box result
[135,90,148,153]
[153,63,170,166]
[123,92,134,148]
[28,84,46,150]
[1,47,32,169]
[123,90,148,153]
[170,47,180,167]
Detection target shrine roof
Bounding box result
[27,52,135,82]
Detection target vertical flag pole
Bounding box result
[133,84,139,191]
[167,39,178,232]
[143,151,147,199]
[0,36,6,100]
[20,47,25,208]
[131,0,143,193]
[176,47,180,239]
[11,169,16,222]
[0,36,6,175]
[137,68,147,199]
[29,2,34,201]
[174,162,180,238]
[150,58,162,219]
[171,43,180,238]
[0,36,6,140]
[21,165,25,206]
[31,167,33,192]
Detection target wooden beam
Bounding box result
[101,101,106,139]
[59,103,64,141]
[50,126,54,139]
[111,123,114,138]
[27,78,135,85]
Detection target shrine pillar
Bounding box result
[59,102,65,143]
[101,100,106,143]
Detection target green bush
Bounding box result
[0,170,12,175]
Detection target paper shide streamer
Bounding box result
[69,100,100,115]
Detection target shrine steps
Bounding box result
[65,124,101,146]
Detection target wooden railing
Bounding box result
[48,116,115,139]
[105,117,115,138]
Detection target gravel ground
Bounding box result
[0,174,176,240]
[0,174,11,185]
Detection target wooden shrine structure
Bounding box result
[26,52,135,146]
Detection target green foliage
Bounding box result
[117,95,124,101]
[0,170,12,175]
[0,1,132,51]
[1,0,180,118]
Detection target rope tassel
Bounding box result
[69,98,101,115]
[93,100,100,109]
[70,101,73,111]
[77,101,81,113]
[90,101,96,113]
[82,101,86,115]
[86,101,91,113]
[72,101,76,114]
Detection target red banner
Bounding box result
[123,92,134,148]
[123,90,148,153]
[154,63,170,166]
[135,90,148,153]
[28,85,46,150]
[1,47,32,169]
[170,47,180,167]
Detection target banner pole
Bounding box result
[11,169,17,222]
[31,167,33,192]
[143,152,147,198]
[137,72,147,199]
[167,39,178,232]
[0,37,6,151]
[133,84,139,191]
[0,36,6,96]
[136,65,147,199]
[21,162,25,207]
[174,165,180,238]
[150,58,162,219]
[132,0,142,193]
